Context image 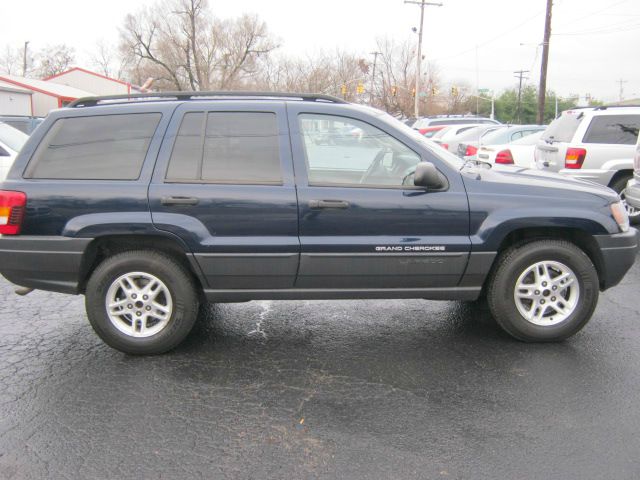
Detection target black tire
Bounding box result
[610,175,640,225]
[487,240,599,342]
[85,250,200,355]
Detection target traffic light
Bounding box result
[341,84,347,96]
[356,82,365,95]
[391,85,398,97]
[451,86,459,96]
[411,87,416,98]
[431,87,438,96]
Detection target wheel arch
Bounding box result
[488,226,606,290]
[78,234,206,296]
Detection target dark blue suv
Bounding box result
[0,92,637,354]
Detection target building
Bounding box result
[0,75,93,116]
[0,84,33,116]
[44,67,132,96]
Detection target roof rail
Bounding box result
[596,104,640,110]
[67,91,348,108]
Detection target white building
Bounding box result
[45,67,132,96]
[0,84,33,116]
[0,75,94,117]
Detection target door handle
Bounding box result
[309,199,350,209]
[161,196,199,206]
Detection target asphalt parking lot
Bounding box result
[0,254,639,480]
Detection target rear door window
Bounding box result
[582,114,640,145]
[166,111,282,184]
[25,113,161,180]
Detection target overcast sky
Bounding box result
[1,0,638,102]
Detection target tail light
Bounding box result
[634,145,639,171]
[0,190,26,235]
[464,145,478,156]
[495,149,514,164]
[419,128,428,135]
[441,143,449,150]
[564,147,586,169]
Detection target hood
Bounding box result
[461,163,619,202]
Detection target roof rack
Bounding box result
[67,91,348,108]
[596,104,640,110]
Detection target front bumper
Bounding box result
[0,236,91,294]
[625,178,640,209]
[594,228,639,290]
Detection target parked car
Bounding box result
[0,92,637,354]
[534,106,640,221]
[430,124,483,150]
[476,130,545,168]
[445,124,505,157]
[412,115,500,130]
[0,123,28,180]
[417,125,446,137]
[0,116,43,135]
[623,132,640,220]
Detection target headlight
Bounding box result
[611,200,629,233]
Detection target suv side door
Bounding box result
[287,103,471,290]
[149,101,300,290]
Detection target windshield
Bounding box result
[0,123,28,152]
[543,110,584,143]
[378,113,465,169]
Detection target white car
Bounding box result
[535,106,640,220]
[0,123,28,180]
[430,123,483,150]
[476,130,544,168]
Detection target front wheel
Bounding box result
[85,250,200,355]
[487,240,599,342]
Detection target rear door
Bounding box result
[287,104,470,290]
[149,101,299,290]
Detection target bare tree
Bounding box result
[34,44,75,78]
[0,45,32,76]
[120,0,277,91]
[89,40,131,80]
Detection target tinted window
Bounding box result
[26,113,160,180]
[583,114,640,145]
[299,114,420,187]
[166,112,281,184]
[543,111,584,143]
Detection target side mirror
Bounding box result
[413,161,445,189]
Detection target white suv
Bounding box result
[535,106,640,221]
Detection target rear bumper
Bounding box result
[0,236,91,294]
[557,168,616,186]
[594,229,639,290]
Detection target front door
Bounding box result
[288,106,470,289]
[149,102,299,290]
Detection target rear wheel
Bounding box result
[85,250,199,355]
[487,240,599,342]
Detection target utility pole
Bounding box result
[405,0,443,120]
[537,0,553,124]
[618,78,628,102]
[22,41,29,77]
[514,70,529,123]
[369,51,382,106]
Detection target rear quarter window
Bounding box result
[25,113,161,180]
[582,114,640,145]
